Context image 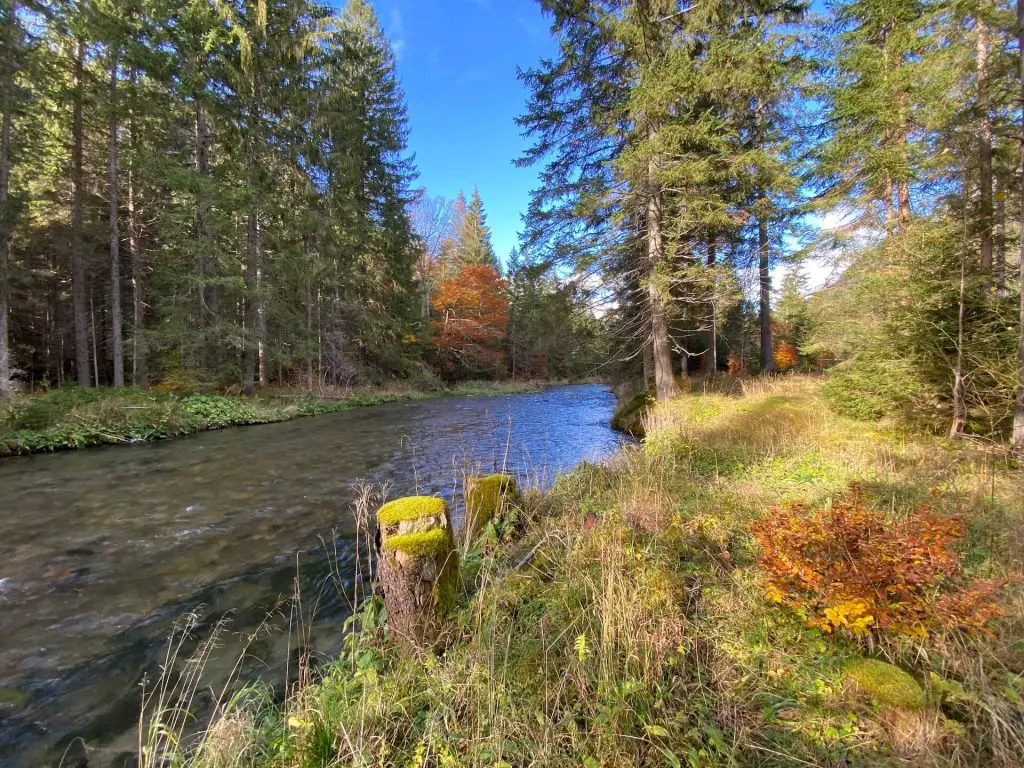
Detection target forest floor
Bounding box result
[0,380,548,457]
[146,376,1024,767]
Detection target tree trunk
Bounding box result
[758,213,775,373]
[950,244,968,438]
[243,209,259,393]
[897,175,912,232]
[108,51,124,387]
[304,238,314,389]
[194,98,216,356]
[646,125,674,400]
[884,175,895,233]
[90,287,99,385]
[996,175,1007,294]
[978,18,994,272]
[71,37,90,387]
[0,0,15,390]
[127,66,144,385]
[701,234,717,376]
[375,496,458,648]
[896,75,912,233]
[642,338,653,390]
[1013,0,1024,455]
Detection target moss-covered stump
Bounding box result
[465,473,519,541]
[376,496,458,647]
[610,392,652,438]
[844,658,925,711]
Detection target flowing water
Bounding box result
[0,384,623,767]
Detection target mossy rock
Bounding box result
[610,393,652,438]
[0,686,30,713]
[376,496,458,647]
[844,658,925,711]
[466,473,519,541]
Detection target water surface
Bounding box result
[0,384,622,766]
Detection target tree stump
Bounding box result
[375,496,458,647]
[465,473,519,541]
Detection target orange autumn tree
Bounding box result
[430,264,510,379]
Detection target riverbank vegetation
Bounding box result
[0,380,546,456]
[141,377,1023,767]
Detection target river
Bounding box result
[0,384,623,766]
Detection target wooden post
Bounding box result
[376,496,458,647]
[465,474,518,542]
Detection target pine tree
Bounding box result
[455,187,497,267]
[812,0,927,231]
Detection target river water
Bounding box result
[0,384,622,766]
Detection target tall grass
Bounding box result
[132,376,1023,767]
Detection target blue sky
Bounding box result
[366,0,557,264]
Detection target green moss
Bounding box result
[377,496,447,526]
[432,556,459,616]
[0,686,30,713]
[610,393,651,437]
[844,658,925,710]
[382,527,453,557]
[466,473,518,539]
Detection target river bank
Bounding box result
[0,380,551,457]
[143,376,1024,768]
[0,384,625,767]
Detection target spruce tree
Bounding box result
[812,0,926,231]
[457,187,497,268]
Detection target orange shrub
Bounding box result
[726,352,747,377]
[750,489,1002,638]
[774,341,798,371]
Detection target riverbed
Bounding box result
[0,384,623,766]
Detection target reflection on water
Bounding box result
[0,384,622,766]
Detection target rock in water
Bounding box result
[376,496,458,647]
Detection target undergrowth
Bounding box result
[139,376,1024,767]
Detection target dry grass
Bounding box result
[137,375,1024,767]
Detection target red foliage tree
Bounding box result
[431,264,510,379]
[774,341,799,371]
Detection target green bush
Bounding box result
[821,357,933,423]
[178,394,259,427]
[1,386,107,430]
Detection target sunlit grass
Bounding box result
[137,375,1024,767]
